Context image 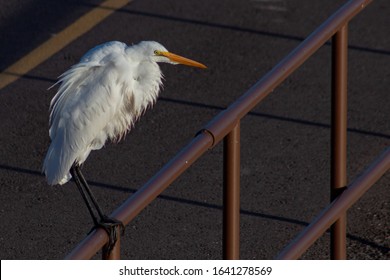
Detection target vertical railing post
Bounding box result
[102,228,121,260]
[330,24,348,260]
[223,122,241,259]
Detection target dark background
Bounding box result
[0,0,389,259]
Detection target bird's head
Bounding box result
[136,41,207,69]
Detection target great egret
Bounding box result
[43,41,207,250]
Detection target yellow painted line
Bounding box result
[0,0,131,90]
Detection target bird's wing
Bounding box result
[49,41,128,129]
[44,41,134,185]
[80,41,127,63]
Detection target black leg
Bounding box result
[74,165,105,218]
[71,164,124,251]
[70,166,99,225]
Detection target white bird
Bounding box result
[43,41,206,250]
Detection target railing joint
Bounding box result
[195,128,216,148]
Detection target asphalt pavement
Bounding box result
[0,0,389,259]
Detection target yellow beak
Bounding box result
[160,51,207,69]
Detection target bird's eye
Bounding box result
[154,50,160,55]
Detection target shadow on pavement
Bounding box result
[1,163,388,255]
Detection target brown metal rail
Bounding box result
[65,0,381,260]
[223,123,241,259]
[277,147,390,259]
[331,23,349,260]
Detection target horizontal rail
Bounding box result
[66,131,213,259]
[65,0,374,259]
[277,147,390,259]
[204,0,372,145]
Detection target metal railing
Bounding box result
[277,147,390,259]
[65,0,387,260]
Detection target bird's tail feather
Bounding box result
[42,130,75,185]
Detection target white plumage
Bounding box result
[43,41,206,185]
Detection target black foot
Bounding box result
[91,216,125,252]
